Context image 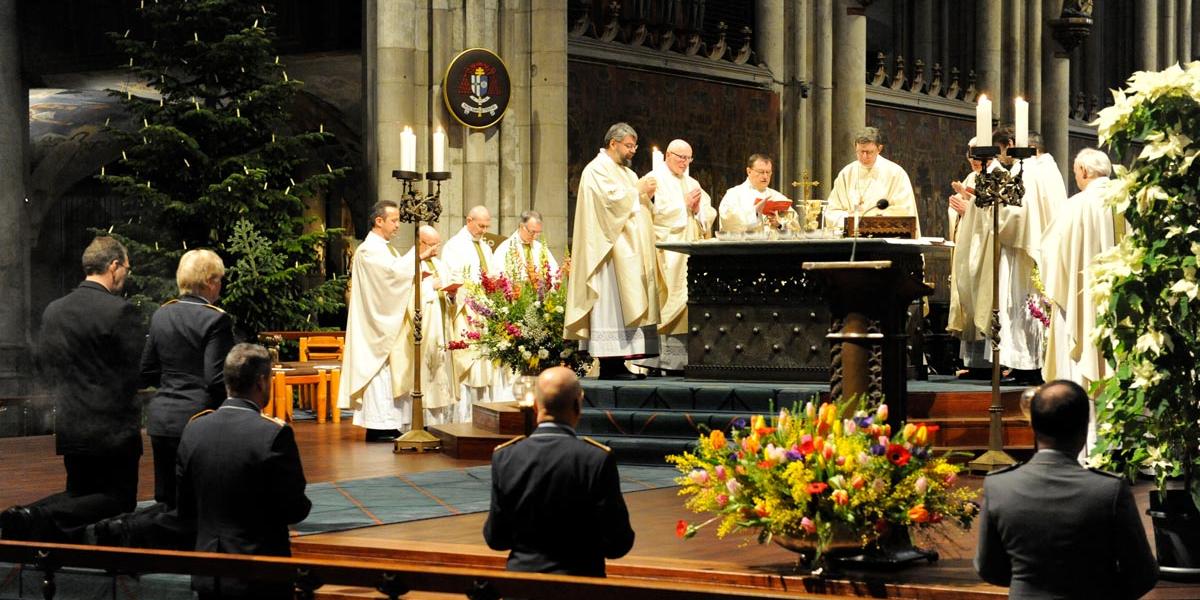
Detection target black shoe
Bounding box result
[1000,369,1044,386]
[598,358,645,380]
[92,515,129,547]
[0,506,34,541]
[956,367,992,381]
[365,428,401,443]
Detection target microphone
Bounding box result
[850,199,890,262]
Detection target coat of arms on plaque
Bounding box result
[443,48,511,129]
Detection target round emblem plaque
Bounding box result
[442,48,511,130]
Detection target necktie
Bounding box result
[523,242,533,266]
[474,240,489,275]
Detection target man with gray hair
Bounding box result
[178,343,311,599]
[491,209,559,279]
[443,205,501,404]
[1040,148,1119,454]
[827,126,920,235]
[565,122,661,379]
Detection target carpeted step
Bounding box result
[581,377,823,412]
[578,408,754,439]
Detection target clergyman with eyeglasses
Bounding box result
[564,122,661,380]
[718,153,790,233]
[491,209,559,280]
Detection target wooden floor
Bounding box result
[3,421,1197,598]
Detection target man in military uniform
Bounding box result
[975,380,1158,598]
[1,236,143,542]
[483,366,635,577]
[177,343,311,600]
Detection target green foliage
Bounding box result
[98,0,348,338]
[1090,63,1200,508]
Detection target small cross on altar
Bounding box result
[791,170,821,201]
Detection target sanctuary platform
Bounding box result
[430,375,1035,463]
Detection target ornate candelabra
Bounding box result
[966,145,1033,473]
[391,168,450,453]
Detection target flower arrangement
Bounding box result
[1088,61,1200,499]
[1026,265,1051,328]
[667,397,979,562]
[456,250,592,377]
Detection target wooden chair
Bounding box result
[296,335,345,422]
[300,335,345,361]
[266,368,336,423]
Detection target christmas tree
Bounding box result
[99,0,348,339]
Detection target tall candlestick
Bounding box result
[651,146,665,172]
[401,126,417,172]
[976,95,992,147]
[1014,97,1029,147]
[432,128,446,172]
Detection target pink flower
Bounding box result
[800,517,817,534]
[714,465,727,480]
[726,479,741,494]
[716,493,729,507]
[943,472,958,486]
[914,476,929,495]
[689,469,710,485]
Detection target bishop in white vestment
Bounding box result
[564,122,660,379]
[644,139,715,371]
[827,127,920,236]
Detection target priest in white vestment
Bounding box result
[1041,149,1117,455]
[827,127,921,236]
[946,139,991,377]
[491,210,559,280]
[641,139,715,372]
[441,206,501,413]
[564,122,661,379]
[947,126,1065,385]
[339,200,420,442]
[390,225,463,429]
[718,153,788,233]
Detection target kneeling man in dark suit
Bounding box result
[483,366,635,577]
[975,380,1158,599]
[177,343,311,600]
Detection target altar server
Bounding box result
[718,153,788,233]
[946,138,990,378]
[491,210,559,280]
[827,126,920,235]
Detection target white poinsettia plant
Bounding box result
[1089,61,1200,507]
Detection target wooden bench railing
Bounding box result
[0,540,839,600]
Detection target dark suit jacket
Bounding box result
[975,450,1159,599]
[483,423,635,577]
[140,294,234,438]
[35,281,145,456]
[177,397,311,598]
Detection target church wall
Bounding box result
[566,59,780,242]
[865,102,975,241]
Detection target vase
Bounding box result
[1148,487,1200,581]
[772,524,866,560]
[510,373,539,408]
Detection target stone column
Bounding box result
[1178,0,1192,63]
[976,0,1003,113]
[788,0,813,190]
[365,0,429,248]
[913,0,936,69]
[1137,0,1159,71]
[462,0,501,233]
[832,0,866,171]
[430,0,462,236]
[499,0,532,240]
[1001,0,1024,113]
[0,0,30,396]
[757,0,788,184]
[813,0,834,194]
[1160,0,1178,67]
[1193,0,1200,61]
[1025,0,1043,131]
[529,0,568,248]
[1042,0,1073,183]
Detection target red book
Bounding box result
[760,199,793,215]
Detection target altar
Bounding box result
[657,238,944,425]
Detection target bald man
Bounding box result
[443,206,503,407]
[641,138,714,374]
[483,366,635,577]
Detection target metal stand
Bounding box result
[966,145,1031,473]
[391,169,451,453]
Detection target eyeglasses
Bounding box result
[668,151,694,163]
[521,223,543,236]
[751,168,773,177]
[620,142,638,151]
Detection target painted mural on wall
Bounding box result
[567,60,779,234]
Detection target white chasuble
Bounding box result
[718,180,786,233]
[827,155,921,236]
[442,226,500,405]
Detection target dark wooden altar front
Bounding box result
[657,239,934,424]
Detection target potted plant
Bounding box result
[667,397,979,569]
[1090,61,1200,576]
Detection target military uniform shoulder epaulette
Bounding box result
[1087,467,1124,480]
[203,303,226,314]
[162,299,179,306]
[188,409,214,422]
[494,435,524,451]
[581,436,611,453]
[985,461,1024,476]
[260,413,286,427]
